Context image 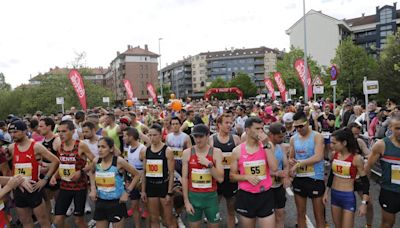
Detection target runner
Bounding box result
[230,117,278,228]
[268,122,290,228]
[182,124,224,228]
[123,127,147,228]
[141,124,175,228]
[323,127,369,228]
[366,113,400,228]
[89,137,140,228]
[181,110,196,145]
[208,113,240,228]
[8,120,60,228]
[289,111,325,228]
[50,120,95,228]
[166,116,192,175]
[82,121,101,157]
[38,117,62,215]
[316,105,335,163]
[0,175,24,227]
[103,113,121,151]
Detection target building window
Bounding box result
[200,70,205,74]
[145,57,147,61]
[227,68,231,71]
[240,67,245,70]
[193,77,196,82]
[381,30,393,37]
[247,66,254,70]
[380,8,392,24]
[193,84,197,88]
[141,91,144,95]
[381,25,392,30]
[140,65,143,70]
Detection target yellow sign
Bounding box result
[296,161,315,177]
[191,168,212,188]
[391,165,400,185]
[244,160,266,180]
[332,159,351,179]
[59,164,76,181]
[14,163,32,179]
[146,159,163,178]
[222,152,233,169]
[95,172,116,192]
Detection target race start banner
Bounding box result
[146,82,157,104]
[264,77,276,100]
[123,79,134,100]
[294,59,313,98]
[273,72,287,102]
[68,69,87,111]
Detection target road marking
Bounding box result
[286,187,294,196]
[306,215,315,228]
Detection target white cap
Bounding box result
[61,115,72,121]
[282,112,294,123]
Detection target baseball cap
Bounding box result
[0,132,10,144]
[61,115,73,121]
[282,112,294,123]
[8,120,27,131]
[191,124,210,136]
[120,117,131,125]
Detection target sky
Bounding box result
[0,0,396,88]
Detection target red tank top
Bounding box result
[13,141,39,181]
[332,152,357,179]
[58,140,87,190]
[188,147,217,192]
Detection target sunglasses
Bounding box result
[294,121,308,129]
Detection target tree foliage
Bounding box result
[0,73,11,91]
[275,46,322,99]
[331,38,378,100]
[229,73,258,98]
[374,32,400,103]
[0,74,114,119]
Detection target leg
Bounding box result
[147,197,160,228]
[331,205,343,228]
[15,207,34,228]
[32,200,51,228]
[188,221,202,228]
[311,197,325,228]
[294,194,307,228]
[131,200,141,228]
[357,190,374,227]
[95,220,110,228]
[160,197,174,228]
[238,215,256,228]
[74,216,87,228]
[340,210,355,228]
[112,218,125,228]
[274,208,285,228]
[225,196,236,228]
[380,209,395,228]
[258,213,276,228]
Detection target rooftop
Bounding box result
[200,46,281,59]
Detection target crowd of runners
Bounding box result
[0,96,399,228]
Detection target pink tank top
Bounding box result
[238,143,272,193]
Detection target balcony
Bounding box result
[254,60,264,65]
[254,67,265,73]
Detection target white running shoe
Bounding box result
[88,219,96,228]
[177,216,186,228]
[235,215,239,225]
[66,203,74,216]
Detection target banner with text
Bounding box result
[68,69,87,111]
[123,79,134,100]
[273,72,287,102]
[264,77,276,100]
[294,59,313,98]
[146,82,157,104]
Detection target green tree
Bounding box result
[275,46,322,100]
[156,84,172,102]
[229,73,257,98]
[0,73,11,91]
[374,32,400,103]
[206,77,228,99]
[331,38,378,100]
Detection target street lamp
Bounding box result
[158,38,163,103]
[303,0,309,102]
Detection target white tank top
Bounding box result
[84,137,101,157]
[166,132,187,149]
[128,144,145,170]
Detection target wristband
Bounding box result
[125,189,132,194]
[207,162,214,169]
[43,175,50,181]
[361,200,368,205]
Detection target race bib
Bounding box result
[171,147,183,161]
[191,168,212,189]
[321,131,331,139]
[244,160,266,180]
[59,164,76,181]
[222,152,233,169]
[123,148,129,159]
[391,165,400,185]
[14,163,32,179]
[332,159,351,179]
[296,161,315,177]
[95,172,116,192]
[146,159,163,177]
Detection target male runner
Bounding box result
[8,120,60,228]
[209,113,240,228]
